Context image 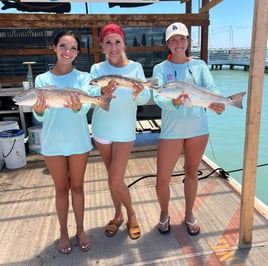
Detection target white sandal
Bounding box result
[185,219,200,236]
[158,216,170,234]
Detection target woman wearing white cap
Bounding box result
[152,22,225,235]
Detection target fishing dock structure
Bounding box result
[0,2,267,263]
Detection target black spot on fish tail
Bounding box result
[228,92,246,109]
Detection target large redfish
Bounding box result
[13,86,112,111]
[156,81,246,109]
[90,74,159,88]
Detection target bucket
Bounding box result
[0,129,26,169]
[28,126,42,153]
[0,121,19,132]
[0,121,19,160]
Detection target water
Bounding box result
[205,68,268,205]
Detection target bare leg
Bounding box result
[94,141,124,223]
[183,134,209,234]
[68,152,91,250]
[95,141,139,238]
[109,142,136,222]
[156,139,183,231]
[44,156,71,253]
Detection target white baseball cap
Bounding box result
[165,22,189,41]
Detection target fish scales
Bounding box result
[13,86,112,111]
[90,74,159,88]
[156,81,246,109]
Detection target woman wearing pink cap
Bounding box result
[89,24,151,240]
[153,22,225,235]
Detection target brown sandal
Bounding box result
[105,219,123,237]
[127,222,141,240]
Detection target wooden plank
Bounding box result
[200,25,209,62]
[199,0,223,13]
[153,119,161,128]
[0,48,54,56]
[0,46,167,56]
[199,1,208,62]
[0,77,26,83]
[136,121,143,132]
[239,0,268,248]
[0,13,209,28]
[148,120,160,132]
[139,120,153,131]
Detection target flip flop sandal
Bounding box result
[58,238,72,254]
[58,246,72,254]
[58,242,72,254]
[127,222,141,240]
[158,216,171,234]
[105,219,123,237]
[185,219,200,236]
[76,235,91,252]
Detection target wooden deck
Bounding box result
[1,142,268,265]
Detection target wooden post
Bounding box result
[239,0,268,248]
[200,0,209,62]
[92,27,100,64]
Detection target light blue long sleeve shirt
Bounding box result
[33,69,93,156]
[153,59,219,139]
[90,60,151,142]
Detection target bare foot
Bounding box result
[76,231,91,252]
[58,234,72,254]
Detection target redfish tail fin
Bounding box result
[98,95,112,111]
[228,92,246,109]
[147,79,159,89]
[149,78,159,88]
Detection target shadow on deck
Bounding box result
[0,145,268,265]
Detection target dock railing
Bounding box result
[193,47,268,70]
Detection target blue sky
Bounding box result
[0,0,255,48]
